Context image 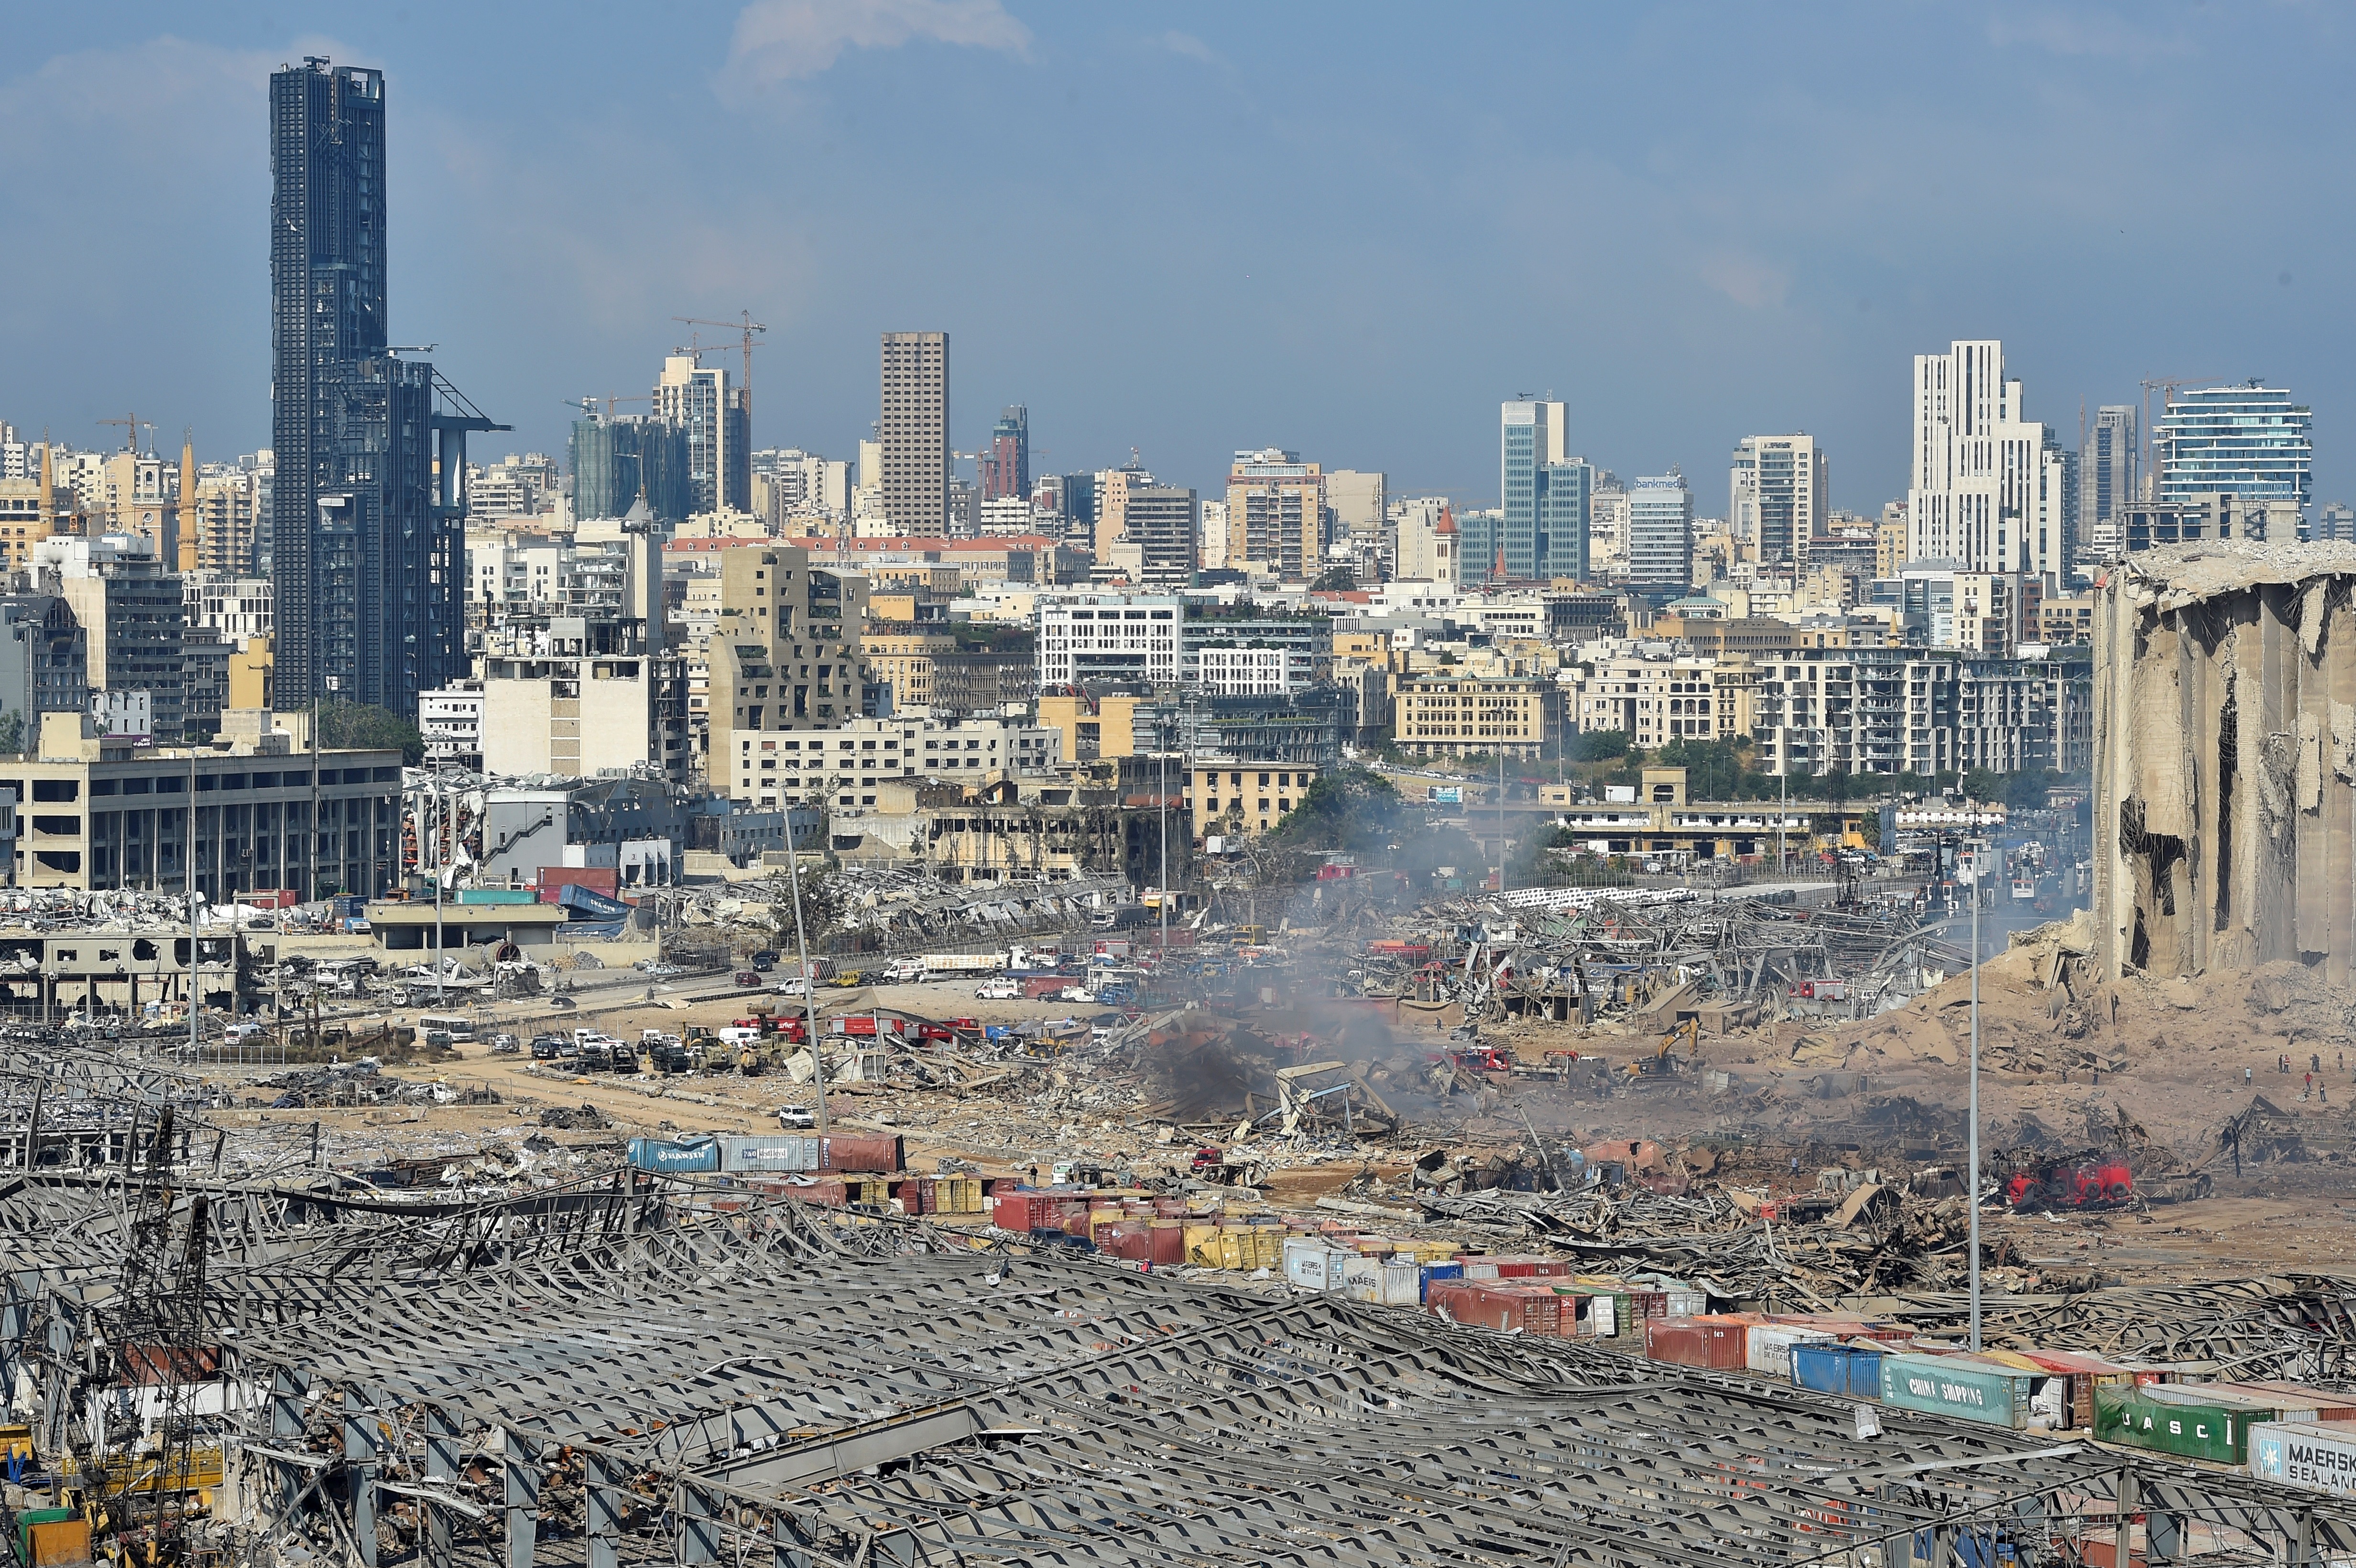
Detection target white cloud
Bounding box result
[724,0,1029,92]
[1154,31,1223,67]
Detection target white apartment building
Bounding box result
[1198,500,1229,572]
[1035,594,1182,688]
[1906,340,2073,586]
[729,714,1061,811]
[1752,646,2091,777]
[1571,653,1756,750]
[183,575,273,640]
[1194,645,1317,696]
[1728,435,1828,565]
[420,687,485,770]
[1391,497,1458,586]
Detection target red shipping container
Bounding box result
[1152,1198,1188,1218]
[917,1178,939,1216]
[1113,1227,1153,1263]
[538,866,621,900]
[1429,1282,1561,1335]
[1487,1255,1571,1278]
[1059,1203,1091,1236]
[815,1134,905,1174]
[1150,1221,1186,1265]
[991,1192,1038,1230]
[1644,1315,1750,1370]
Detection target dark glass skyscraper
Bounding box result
[982,405,1029,501]
[570,415,693,523]
[270,57,496,712]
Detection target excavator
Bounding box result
[1624,1018,1701,1082]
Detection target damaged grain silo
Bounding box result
[2093,540,2356,982]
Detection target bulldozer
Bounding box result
[1625,1018,1701,1082]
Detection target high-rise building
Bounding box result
[652,356,749,515]
[1904,339,2072,586]
[270,57,491,713]
[1539,462,1593,582]
[880,332,949,536]
[1094,464,1195,588]
[2080,405,2136,556]
[573,414,694,523]
[1326,470,1386,545]
[2317,503,2356,544]
[1728,434,1828,564]
[982,406,1029,501]
[2155,384,2313,517]
[1224,449,1324,581]
[1626,470,1693,591]
[703,546,880,806]
[1498,402,1546,581]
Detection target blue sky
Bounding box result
[4,1,2353,511]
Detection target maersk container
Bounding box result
[1880,1354,2032,1430]
[1746,1325,1837,1381]
[2095,1385,2267,1465]
[626,1136,720,1174]
[2250,1420,2356,1497]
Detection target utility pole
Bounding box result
[780,810,829,1134]
[1157,716,1169,959]
[1497,746,1508,896]
[188,742,199,1064]
[1967,832,1983,1352]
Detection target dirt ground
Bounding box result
[194,953,2356,1289]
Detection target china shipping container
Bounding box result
[1882,1354,2031,1431]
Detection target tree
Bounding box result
[317,701,425,765]
[0,708,24,756]
[1656,736,1751,801]
[1570,730,1631,762]
[1309,565,1357,592]
[1273,766,1406,852]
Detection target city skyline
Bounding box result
[4,4,2355,510]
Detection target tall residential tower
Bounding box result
[1904,339,2072,586]
[880,332,949,536]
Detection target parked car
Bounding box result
[777,1104,816,1129]
[830,970,869,987]
[734,969,761,986]
[637,961,683,978]
[222,1022,266,1045]
[609,1039,640,1073]
[490,1032,522,1054]
[975,980,1021,1000]
[749,950,779,971]
[529,1034,567,1060]
[774,976,812,997]
[1058,986,1098,1003]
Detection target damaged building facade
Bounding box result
[2094,541,2356,981]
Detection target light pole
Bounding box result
[779,806,829,1134]
[1961,830,1984,1352]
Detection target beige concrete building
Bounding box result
[8,710,399,896]
[880,331,949,536]
[1036,692,1141,762]
[1393,671,1563,761]
[705,545,877,806]
[1571,653,1757,749]
[1224,449,1324,582]
[1192,759,1323,839]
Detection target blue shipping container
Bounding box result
[1419,1262,1464,1302]
[1791,1342,1886,1399]
[627,1136,720,1174]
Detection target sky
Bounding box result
[4,1,2354,513]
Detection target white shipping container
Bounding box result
[1746,1326,1837,1380]
[1340,1254,1382,1301]
[1462,1260,1501,1281]
[1282,1238,1350,1293]
[1583,1296,1617,1338]
[1377,1261,1421,1307]
[2251,1421,2356,1497]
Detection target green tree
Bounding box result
[317,701,425,765]
[0,708,24,756]
[1309,565,1357,592]
[1656,736,1752,801]
[1570,730,1631,762]
[1273,766,1405,852]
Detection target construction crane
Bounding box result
[672,311,767,408]
[97,414,153,454]
[2139,375,2213,491]
[564,393,651,418]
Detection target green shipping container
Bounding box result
[1879,1354,2030,1429]
[2095,1385,2264,1465]
[457,887,538,904]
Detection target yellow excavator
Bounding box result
[1625,1018,1701,1081]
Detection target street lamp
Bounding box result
[1955,829,1986,1352]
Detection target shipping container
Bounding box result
[626,1136,721,1174]
[457,886,538,904]
[2095,1384,2266,1465]
[1791,1342,1885,1399]
[1746,1325,1838,1380]
[1282,1238,1350,1293]
[1880,1354,2032,1430]
[2013,1349,2135,1431]
[1429,1281,1560,1335]
[1645,1316,1748,1371]
[2214,1381,2356,1423]
[1419,1261,1464,1302]
[2250,1420,2356,1497]
[539,865,620,899]
[1150,1220,1186,1267]
[718,1132,905,1175]
[1374,1261,1421,1307]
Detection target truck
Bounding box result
[920,952,1006,978]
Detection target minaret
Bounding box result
[177,431,199,572]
